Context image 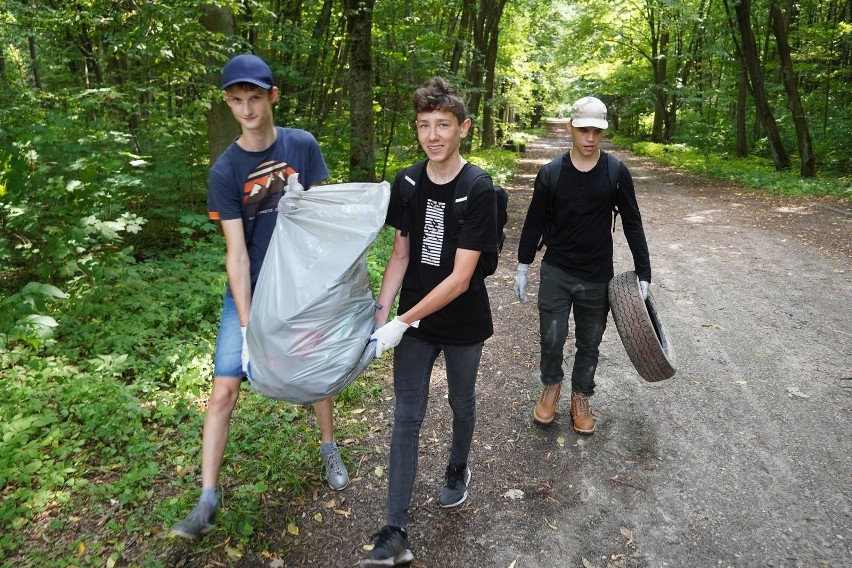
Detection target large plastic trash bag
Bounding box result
[246,176,390,405]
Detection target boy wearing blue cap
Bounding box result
[170,54,348,539]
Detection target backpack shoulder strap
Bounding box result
[606,151,621,193]
[606,151,622,232]
[399,158,427,206]
[543,154,565,206]
[453,162,491,223]
[398,159,427,236]
[535,154,566,250]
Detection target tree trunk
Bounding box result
[301,0,334,117]
[726,0,791,170]
[642,1,669,143]
[344,0,376,182]
[0,45,7,88]
[200,4,239,165]
[479,0,507,149]
[451,0,476,74]
[464,0,507,150]
[651,38,668,143]
[769,0,815,177]
[735,60,749,156]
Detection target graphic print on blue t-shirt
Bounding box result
[421,198,446,267]
[243,160,297,221]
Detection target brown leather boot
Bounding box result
[570,391,595,434]
[533,383,561,424]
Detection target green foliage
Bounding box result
[0,111,150,283]
[0,282,68,350]
[368,225,396,291]
[632,141,851,200]
[0,195,394,564]
[0,352,160,548]
[467,148,520,186]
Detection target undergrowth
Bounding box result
[628,140,851,201]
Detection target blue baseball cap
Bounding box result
[220,54,274,90]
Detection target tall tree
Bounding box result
[735,58,749,156]
[464,0,507,149]
[343,0,376,181]
[644,0,671,142]
[769,0,815,176]
[479,0,507,148]
[201,4,239,165]
[724,0,791,170]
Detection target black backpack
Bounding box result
[397,159,508,277]
[536,151,623,250]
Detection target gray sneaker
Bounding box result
[170,501,215,539]
[439,463,471,508]
[323,447,349,490]
[360,526,414,567]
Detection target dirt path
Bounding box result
[190,133,851,567]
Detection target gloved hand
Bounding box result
[639,280,650,301]
[287,172,304,193]
[370,316,410,357]
[240,325,249,374]
[514,263,529,303]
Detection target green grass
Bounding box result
[628,140,851,201]
[0,213,397,566]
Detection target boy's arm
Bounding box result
[616,166,651,283]
[221,219,252,326]
[397,248,480,324]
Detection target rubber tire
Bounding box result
[608,271,676,382]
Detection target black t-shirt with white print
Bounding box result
[386,163,495,345]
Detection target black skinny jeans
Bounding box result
[385,334,482,528]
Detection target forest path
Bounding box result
[176,131,852,568]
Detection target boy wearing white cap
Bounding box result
[513,96,652,434]
[170,54,348,539]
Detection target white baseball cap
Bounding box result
[570,97,608,129]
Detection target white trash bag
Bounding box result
[246,175,390,405]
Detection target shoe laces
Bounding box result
[324,451,345,477]
[371,525,401,548]
[573,393,590,416]
[445,463,467,487]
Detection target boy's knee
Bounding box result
[208,381,240,413]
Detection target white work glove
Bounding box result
[240,325,249,374]
[287,172,304,193]
[514,263,529,303]
[639,280,650,301]
[370,317,411,357]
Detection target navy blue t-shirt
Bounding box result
[208,126,329,287]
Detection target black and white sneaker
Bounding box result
[360,525,414,567]
[438,463,471,508]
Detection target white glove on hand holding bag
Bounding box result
[371,316,418,357]
[514,263,529,303]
